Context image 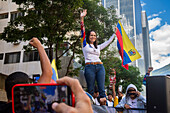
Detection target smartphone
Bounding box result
[12,83,75,113]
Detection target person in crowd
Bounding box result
[52,77,93,113]
[80,9,115,102]
[106,93,114,107]
[116,84,146,113]
[117,91,124,103]
[106,79,118,113]
[115,85,124,113]
[106,78,116,106]
[143,67,153,86]
[93,86,100,105]
[0,37,53,113]
[117,85,124,103]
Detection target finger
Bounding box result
[52,102,77,113]
[56,77,84,98]
[29,41,33,45]
[29,40,34,46]
[30,38,34,42]
[56,77,91,109]
[29,37,37,44]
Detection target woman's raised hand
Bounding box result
[80,9,87,18]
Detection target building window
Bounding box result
[0,13,8,19]
[23,50,40,62]
[0,53,4,60]
[4,52,21,64]
[23,48,52,62]
[10,12,24,21]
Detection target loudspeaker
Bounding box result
[146,75,170,113]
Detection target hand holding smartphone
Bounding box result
[12,77,93,113]
[12,83,75,113]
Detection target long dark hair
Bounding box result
[86,30,98,49]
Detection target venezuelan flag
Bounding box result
[116,20,141,70]
[81,22,87,47]
[51,59,58,83]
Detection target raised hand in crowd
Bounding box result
[30,37,53,83]
[147,67,153,73]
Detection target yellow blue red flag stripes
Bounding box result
[81,22,87,47]
[51,59,58,83]
[116,20,141,70]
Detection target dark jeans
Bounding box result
[84,64,106,98]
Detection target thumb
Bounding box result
[52,102,77,113]
[29,38,34,45]
[29,41,33,45]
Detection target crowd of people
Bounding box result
[88,78,147,113]
[0,9,153,113]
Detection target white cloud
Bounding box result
[149,23,170,69]
[148,17,162,30]
[148,14,159,19]
[148,10,166,19]
[141,1,146,7]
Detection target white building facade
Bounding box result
[0,0,42,77]
[0,0,73,80]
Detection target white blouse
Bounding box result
[82,34,115,63]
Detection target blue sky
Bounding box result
[141,0,170,70]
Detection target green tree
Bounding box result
[102,49,143,93]
[0,0,83,76]
[0,0,118,77]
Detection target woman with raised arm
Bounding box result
[80,9,116,101]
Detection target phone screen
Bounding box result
[12,84,73,113]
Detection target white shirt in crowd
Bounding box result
[107,100,114,107]
[127,98,139,113]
